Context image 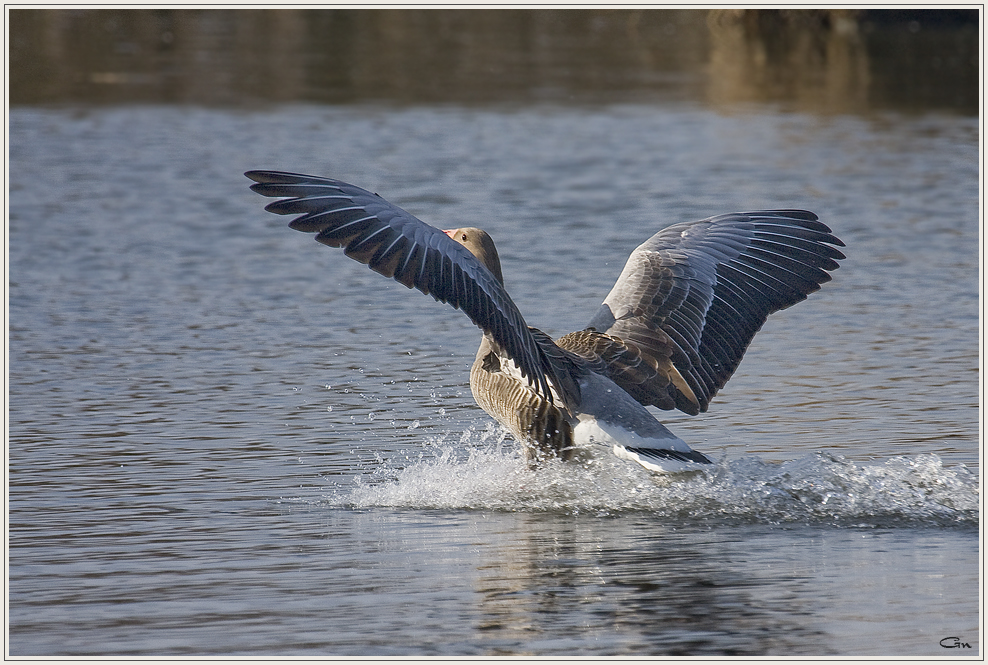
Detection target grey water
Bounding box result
[8,10,981,658]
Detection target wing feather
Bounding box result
[585,210,844,414]
[246,170,571,404]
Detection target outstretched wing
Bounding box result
[583,210,845,415]
[245,170,575,404]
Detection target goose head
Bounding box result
[444,227,504,285]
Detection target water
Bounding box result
[8,103,979,657]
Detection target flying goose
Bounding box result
[246,171,844,473]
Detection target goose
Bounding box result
[246,170,844,473]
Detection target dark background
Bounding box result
[8,8,980,114]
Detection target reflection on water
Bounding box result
[706,9,871,113]
[8,8,979,113]
[459,512,837,656]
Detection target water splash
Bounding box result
[337,433,978,527]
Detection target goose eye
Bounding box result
[460,233,468,241]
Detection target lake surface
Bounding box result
[8,103,979,657]
[6,10,981,657]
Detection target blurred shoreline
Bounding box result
[8,8,980,114]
